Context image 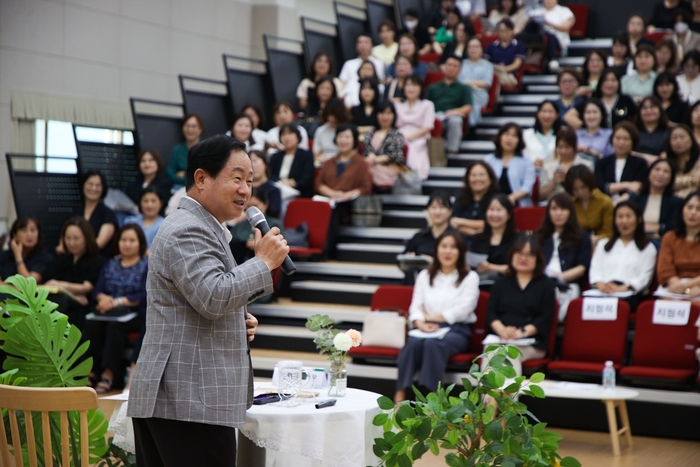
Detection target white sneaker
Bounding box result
[549,60,560,72]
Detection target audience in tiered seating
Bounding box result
[340,34,385,107]
[579,50,606,98]
[595,121,647,199]
[297,52,345,111]
[589,200,658,311]
[126,150,172,213]
[371,20,398,66]
[67,170,118,257]
[313,99,352,164]
[630,159,683,239]
[395,76,435,180]
[536,193,591,320]
[439,20,470,63]
[387,34,428,79]
[485,235,556,376]
[0,217,52,285]
[666,124,700,197]
[166,113,204,189]
[269,123,316,199]
[485,19,525,87]
[621,45,658,102]
[450,161,497,237]
[649,0,694,32]
[540,128,594,201]
[654,71,689,124]
[634,96,670,163]
[678,50,700,103]
[123,187,165,249]
[432,7,461,55]
[398,9,433,57]
[395,231,479,402]
[565,70,637,129]
[84,224,148,393]
[229,187,285,267]
[266,102,310,155]
[485,123,536,206]
[657,192,700,296]
[458,37,493,127]
[655,39,679,75]
[533,0,575,69]
[250,150,282,219]
[44,217,104,330]
[470,194,518,281]
[361,101,405,191]
[351,77,380,133]
[523,100,560,168]
[553,69,585,125]
[565,165,614,243]
[574,99,614,159]
[486,0,528,35]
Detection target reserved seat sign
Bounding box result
[581,297,618,321]
[652,300,691,326]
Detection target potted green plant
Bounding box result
[372,345,581,467]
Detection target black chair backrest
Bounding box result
[73,125,139,194]
[334,2,370,63]
[366,0,399,45]
[179,75,233,139]
[6,154,81,250]
[301,17,343,78]
[396,0,428,21]
[130,98,184,169]
[223,55,272,128]
[264,36,307,113]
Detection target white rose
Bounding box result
[333,333,353,352]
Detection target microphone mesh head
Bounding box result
[246,206,265,227]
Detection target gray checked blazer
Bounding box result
[127,197,273,428]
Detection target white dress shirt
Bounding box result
[589,238,657,291]
[408,269,479,325]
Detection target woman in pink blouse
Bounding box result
[395,75,435,180]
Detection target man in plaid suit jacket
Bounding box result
[128,135,289,466]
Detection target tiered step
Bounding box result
[290,281,379,305]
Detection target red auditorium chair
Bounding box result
[480,34,498,51]
[348,285,414,360]
[424,70,444,88]
[481,73,500,116]
[568,4,589,39]
[514,205,546,232]
[548,298,630,377]
[448,291,490,366]
[431,118,443,138]
[620,301,700,385]
[284,199,332,257]
[420,52,441,65]
[644,31,670,44]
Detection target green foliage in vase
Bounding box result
[305,314,342,359]
[371,345,581,467]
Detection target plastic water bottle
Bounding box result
[602,361,615,389]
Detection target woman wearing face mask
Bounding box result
[522,101,561,169]
[450,161,498,237]
[126,150,172,211]
[486,123,536,206]
[633,96,670,163]
[595,121,647,199]
[621,45,658,103]
[0,217,52,285]
[361,101,405,191]
[565,70,638,130]
[577,50,607,98]
[540,128,594,201]
[470,194,518,281]
[589,201,657,312]
[269,123,315,199]
[166,113,204,188]
[250,150,282,219]
[666,124,700,198]
[677,50,700,104]
[123,187,165,249]
[671,10,700,61]
[654,71,690,124]
[575,99,614,159]
[630,159,683,238]
[565,165,614,243]
[459,37,494,127]
[351,78,380,134]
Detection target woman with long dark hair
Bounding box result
[395,231,479,402]
[657,191,700,296]
[0,216,52,284]
[654,71,690,124]
[655,39,679,75]
[630,159,683,238]
[589,200,657,311]
[269,123,316,199]
[303,76,338,135]
[578,50,607,98]
[470,194,518,281]
[450,161,498,237]
[296,52,344,111]
[125,149,172,210]
[485,123,536,206]
[665,124,700,198]
[351,77,380,133]
[522,100,561,168]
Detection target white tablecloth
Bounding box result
[240,386,384,467]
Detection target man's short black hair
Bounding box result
[186,135,248,190]
[444,55,462,65]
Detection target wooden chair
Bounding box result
[0,385,99,467]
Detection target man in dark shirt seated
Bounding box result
[485,19,525,86]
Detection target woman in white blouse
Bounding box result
[589,200,658,311]
[522,100,561,169]
[394,231,479,402]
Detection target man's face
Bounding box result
[199,150,253,223]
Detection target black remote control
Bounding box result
[315,399,337,409]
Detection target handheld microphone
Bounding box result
[246,207,297,275]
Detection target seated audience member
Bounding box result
[426,56,473,157]
[269,123,316,199]
[387,34,429,79]
[372,20,399,66]
[395,231,479,402]
[455,0,486,24]
[595,122,647,199]
[384,55,413,103]
[362,101,405,191]
[678,50,700,104]
[627,14,655,56]
[314,99,352,165]
[634,96,670,163]
[657,191,700,296]
[485,235,556,376]
[230,114,262,151]
[655,39,679,75]
[523,100,561,168]
[575,99,614,159]
[0,217,52,285]
[631,159,683,238]
[485,19,525,88]
[536,193,591,320]
[351,78,380,133]
[398,9,433,56]
[672,4,700,59]
[229,187,285,266]
[459,37,494,127]
[395,76,436,180]
[315,124,372,203]
[485,123,536,206]
[621,45,658,102]
[241,104,269,148]
[84,224,148,393]
[296,52,345,111]
[693,0,700,32]
[532,0,575,68]
[303,76,338,136]
[339,34,385,107]
[450,161,498,237]
[126,150,172,211]
[666,124,700,197]
[166,113,204,188]
[123,187,165,249]
[470,194,518,281]
[578,50,607,98]
[608,34,632,78]
[589,200,657,311]
[432,8,462,55]
[565,70,637,130]
[44,217,104,330]
[540,128,595,201]
[266,101,310,154]
[565,165,614,243]
[68,170,117,257]
[553,69,585,124]
[250,150,282,219]
[487,0,528,34]
[655,71,690,124]
[439,21,469,63]
[648,0,693,31]
[347,60,384,109]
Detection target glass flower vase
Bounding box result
[327,357,347,397]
